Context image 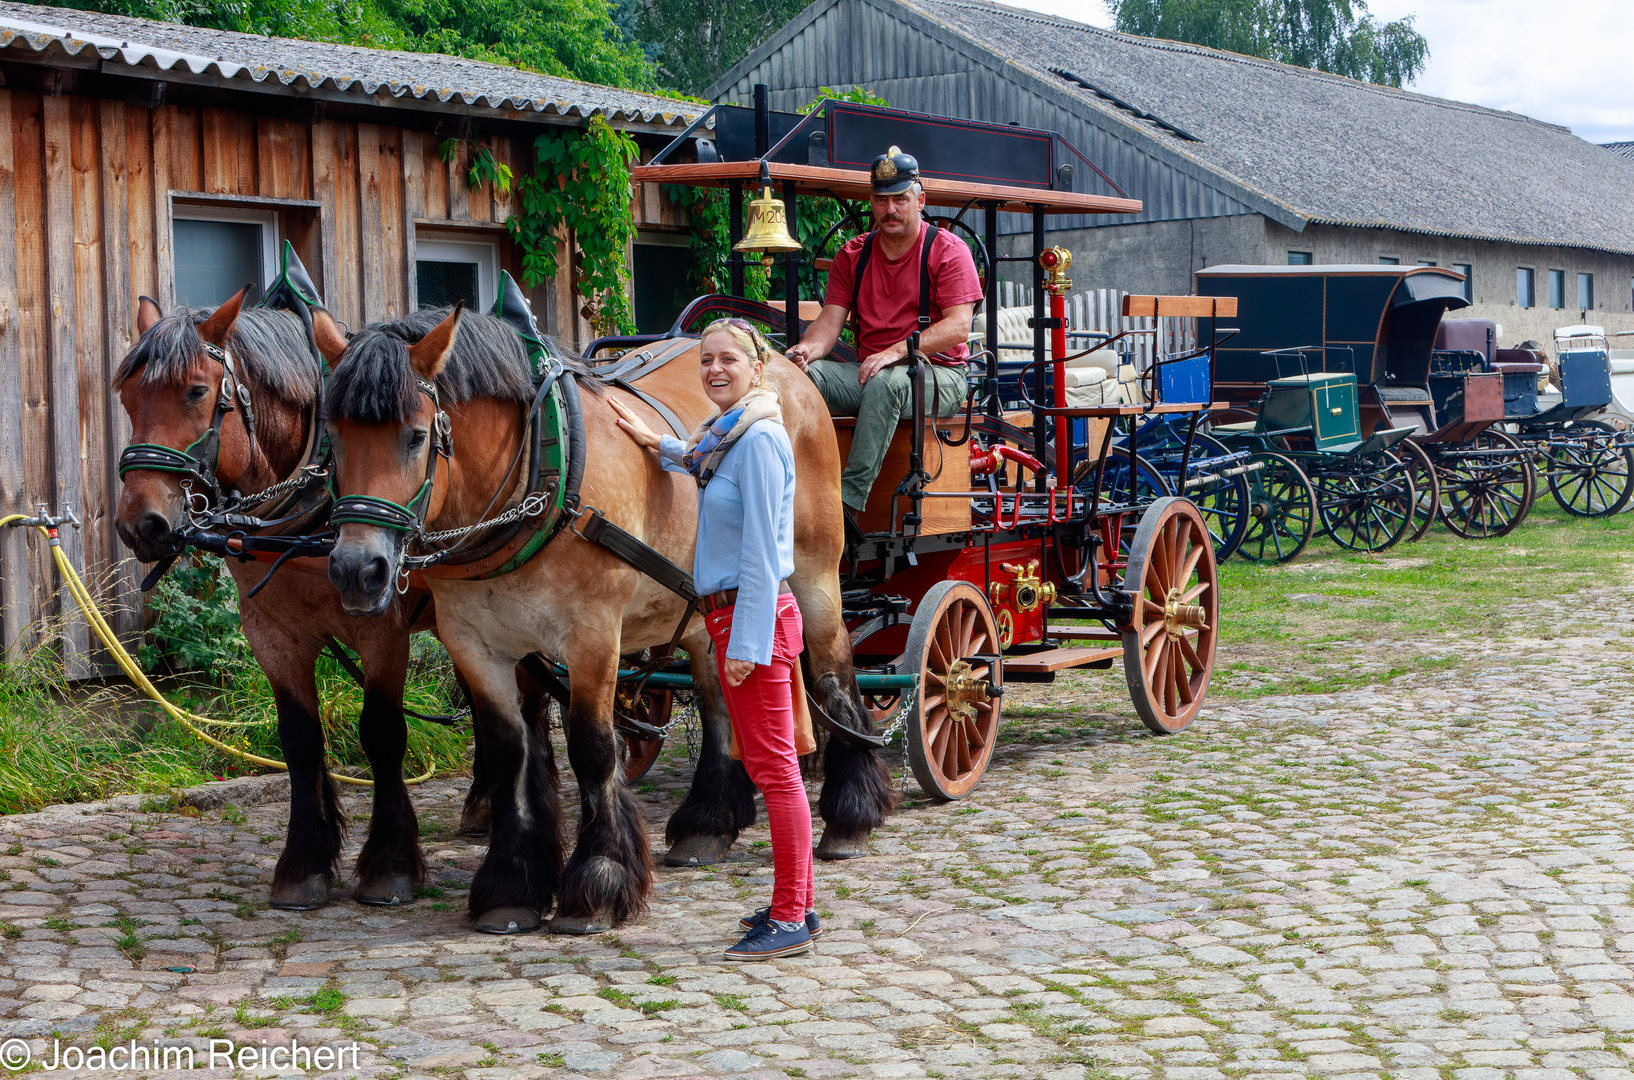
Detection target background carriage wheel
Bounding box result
[1311,450,1415,552]
[1120,497,1218,734]
[1439,430,1535,539]
[1186,433,1250,561]
[1237,452,1315,563]
[903,580,1003,801]
[1546,419,1634,517]
[1397,440,1442,542]
[616,689,670,783]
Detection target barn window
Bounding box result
[172,206,279,309]
[1548,269,1566,309]
[1377,256,1400,265]
[1517,267,1535,308]
[416,235,499,311]
[633,231,693,334]
[1286,251,1312,265]
[1578,273,1594,311]
[1453,263,1473,302]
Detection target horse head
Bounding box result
[323,304,466,615]
[114,288,254,562]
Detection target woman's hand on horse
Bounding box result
[609,396,662,449]
[722,657,756,687]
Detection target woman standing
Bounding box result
[609,318,818,961]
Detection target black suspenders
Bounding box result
[849,222,942,339]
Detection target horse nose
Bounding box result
[117,510,175,556]
[328,545,392,603]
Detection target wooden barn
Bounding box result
[0,1,699,665]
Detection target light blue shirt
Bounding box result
[658,422,796,665]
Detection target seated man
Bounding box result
[784,147,982,517]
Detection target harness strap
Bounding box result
[611,379,690,440]
[574,506,698,602]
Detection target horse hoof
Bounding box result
[473,906,541,935]
[663,834,733,867]
[816,827,870,861]
[355,874,416,906]
[458,807,491,839]
[269,873,330,910]
[549,913,613,935]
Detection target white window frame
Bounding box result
[171,203,280,300]
[416,234,501,311]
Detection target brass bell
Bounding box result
[733,187,802,268]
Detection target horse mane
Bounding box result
[114,306,321,408]
[328,307,599,424]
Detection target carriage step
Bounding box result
[1004,645,1123,674]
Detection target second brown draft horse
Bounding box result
[318,305,893,933]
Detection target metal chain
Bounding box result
[231,463,330,512]
[405,488,554,566]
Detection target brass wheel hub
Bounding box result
[944,658,991,725]
[1163,588,1208,642]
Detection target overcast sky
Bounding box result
[1006,0,1634,145]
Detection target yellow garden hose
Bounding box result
[0,514,437,788]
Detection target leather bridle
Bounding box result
[117,340,258,510]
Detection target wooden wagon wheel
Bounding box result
[615,688,670,783]
[1438,430,1534,539]
[1546,419,1634,517]
[1397,440,1441,542]
[1311,450,1415,552]
[903,580,1003,800]
[1120,497,1218,735]
[1237,451,1315,564]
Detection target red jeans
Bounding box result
[706,594,814,923]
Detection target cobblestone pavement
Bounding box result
[3,590,1634,1080]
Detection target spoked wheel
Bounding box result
[1398,440,1441,542]
[903,580,1003,800]
[1186,433,1250,561]
[1311,450,1416,552]
[1546,419,1634,517]
[615,688,670,783]
[1439,430,1535,538]
[1119,497,1218,734]
[1238,452,1316,563]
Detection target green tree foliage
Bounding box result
[1109,0,1428,87]
[60,0,655,90]
[509,116,641,335]
[631,0,809,96]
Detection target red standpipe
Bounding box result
[1051,289,1069,485]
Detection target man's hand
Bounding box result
[722,657,756,687]
[783,342,813,372]
[858,346,905,384]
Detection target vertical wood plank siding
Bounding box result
[722,0,1254,236]
[0,89,652,657]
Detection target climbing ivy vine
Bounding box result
[507,116,641,337]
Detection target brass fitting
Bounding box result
[1000,561,1046,613]
[1040,246,1073,294]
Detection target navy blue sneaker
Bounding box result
[739,907,823,938]
[724,919,813,961]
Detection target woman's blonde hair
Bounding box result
[700,317,775,389]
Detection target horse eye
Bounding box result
[186,384,209,403]
[408,430,427,450]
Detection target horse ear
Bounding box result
[311,308,348,368]
[198,285,252,344]
[136,296,163,336]
[409,301,463,381]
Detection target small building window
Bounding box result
[1378,256,1400,265]
[1453,263,1473,302]
[172,206,278,309]
[1416,260,1437,267]
[1548,269,1566,309]
[1518,267,1535,308]
[1578,272,1594,310]
[633,231,694,334]
[416,235,499,311]
[1287,251,1313,265]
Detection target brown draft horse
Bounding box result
[113,290,542,910]
[319,305,893,933]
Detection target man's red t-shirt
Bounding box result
[823,222,983,366]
